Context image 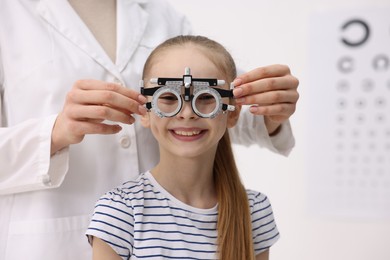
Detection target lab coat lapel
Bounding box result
[116,0,149,72]
[37,0,122,80]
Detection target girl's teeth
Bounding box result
[174,130,201,136]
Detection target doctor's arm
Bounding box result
[229,64,299,156]
[0,113,70,195]
[0,79,146,195]
[0,66,69,194]
[0,48,70,195]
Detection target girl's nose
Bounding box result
[177,100,197,119]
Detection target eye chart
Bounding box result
[307,7,390,219]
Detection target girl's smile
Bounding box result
[169,127,207,141]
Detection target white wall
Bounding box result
[167,0,390,259]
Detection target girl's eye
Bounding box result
[198,94,214,101]
[160,96,177,101]
[158,94,178,104]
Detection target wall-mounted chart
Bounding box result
[308,7,390,219]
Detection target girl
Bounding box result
[86,35,279,260]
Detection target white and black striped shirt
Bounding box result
[86,171,279,259]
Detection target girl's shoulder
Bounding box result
[245,189,273,215]
[119,172,152,193]
[245,190,280,253]
[98,172,155,207]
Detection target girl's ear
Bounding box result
[227,104,241,128]
[140,112,151,128]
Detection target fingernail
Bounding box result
[138,105,147,115]
[233,87,243,97]
[249,106,260,114]
[138,95,147,103]
[233,78,242,86]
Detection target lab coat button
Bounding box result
[120,135,131,148]
[40,174,52,186]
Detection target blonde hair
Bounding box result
[143,35,254,260]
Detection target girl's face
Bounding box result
[141,45,240,159]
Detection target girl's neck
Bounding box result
[151,152,217,209]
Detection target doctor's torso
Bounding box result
[0,0,190,259]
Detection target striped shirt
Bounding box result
[86,171,279,259]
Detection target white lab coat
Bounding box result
[0,0,294,259]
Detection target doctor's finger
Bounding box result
[67,104,136,125]
[249,103,296,118]
[233,75,298,98]
[67,88,144,115]
[67,120,123,137]
[73,80,146,103]
[235,90,299,106]
[234,64,292,85]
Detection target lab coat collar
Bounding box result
[37,0,149,81]
[117,0,149,72]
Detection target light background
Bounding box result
[167,0,390,259]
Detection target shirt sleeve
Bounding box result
[229,107,295,156]
[0,114,69,195]
[86,189,135,260]
[248,190,280,254]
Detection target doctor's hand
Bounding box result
[232,64,299,135]
[51,79,147,155]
